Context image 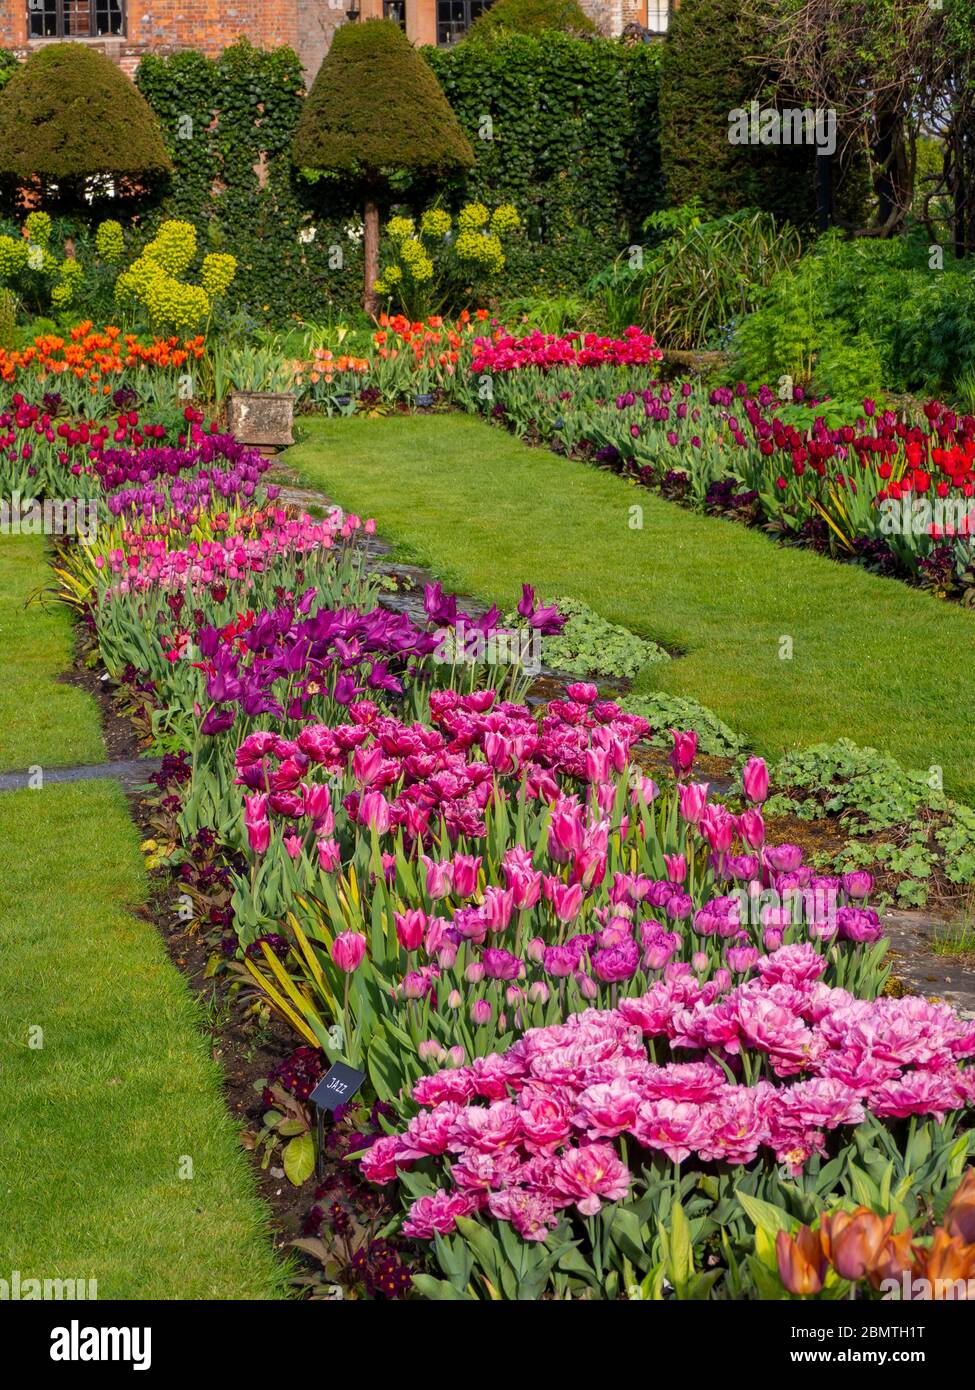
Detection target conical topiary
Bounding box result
[0,44,171,185]
[293,19,474,316]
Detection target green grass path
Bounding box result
[287,413,975,801]
[0,535,104,771]
[0,780,287,1298]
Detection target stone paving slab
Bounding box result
[882,909,975,1016]
[0,758,161,793]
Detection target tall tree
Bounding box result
[755,0,946,237]
[293,20,474,318]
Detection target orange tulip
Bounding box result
[912,1229,975,1292]
[820,1207,895,1282]
[945,1170,975,1245]
[776,1226,826,1295]
[866,1228,914,1289]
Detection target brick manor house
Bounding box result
[1,1,671,79]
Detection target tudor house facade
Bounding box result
[1,1,670,78]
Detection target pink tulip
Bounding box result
[421,855,451,900]
[244,793,270,854]
[316,837,341,872]
[395,909,427,953]
[842,871,873,900]
[359,789,391,834]
[678,781,709,825]
[450,854,482,898]
[482,885,514,932]
[303,782,334,832]
[664,853,687,884]
[548,804,586,860]
[742,756,769,805]
[551,881,584,924]
[669,729,697,780]
[332,930,366,973]
[699,804,735,853]
[738,808,766,849]
[505,863,543,910]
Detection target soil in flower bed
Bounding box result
[59,660,147,766]
[633,743,736,791]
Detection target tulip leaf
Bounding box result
[411,1275,474,1301]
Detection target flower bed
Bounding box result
[8,373,974,1301]
[457,361,975,604]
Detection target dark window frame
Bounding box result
[436,0,492,48]
[27,0,126,41]
[382,0,406,28]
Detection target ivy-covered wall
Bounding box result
[425,35,664,293]
[1,35,663,321]
[135,41,366,323]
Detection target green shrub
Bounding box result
[508,595,669,681]
[468,0,597,39]
[0,49,16,91]
[621,693,745,758]
[294,21,473,179]
[659,0,817,225]
[0,44,170,193]
[427,34,664,296]
[730,230,975,398]
[767,738,975,907]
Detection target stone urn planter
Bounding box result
[227,390,295,452]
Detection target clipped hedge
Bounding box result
[0,43,170,187]
[659,0,817,225]
[294,20,473,177]
[426,34,664,293]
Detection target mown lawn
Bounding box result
[288,413,975,801]
[0,780,288,1299]
[0,535,104,772]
